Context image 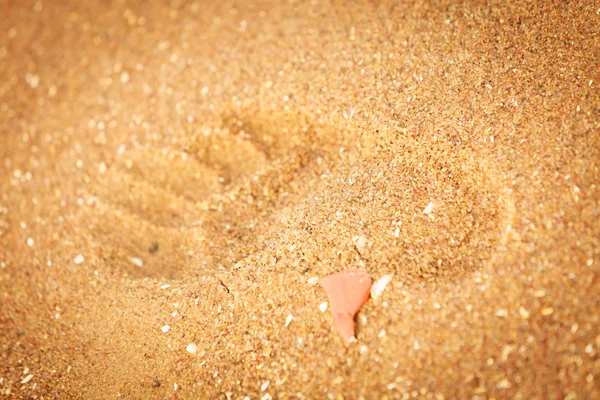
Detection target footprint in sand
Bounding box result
[85,107,514,284]
[86,109,329,279]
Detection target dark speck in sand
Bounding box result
[148,242,159,254]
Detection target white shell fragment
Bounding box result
[355,236,367,251]
[161,325,170,333]
[423,201,434,214]
[129,257,144,267]
[285,314,293,327]
[261,380,270,391]
[307,276,319,285]
[318,301,329,313]
[74,254,85,264]
[371,275,393,300]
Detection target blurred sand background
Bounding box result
[1,0,599,398]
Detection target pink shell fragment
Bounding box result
[319,269,372,344]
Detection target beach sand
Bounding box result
[1,0,599,398]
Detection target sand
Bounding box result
[1,0,599,398]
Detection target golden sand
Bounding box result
[1,0,599,398]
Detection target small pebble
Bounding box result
[26,237,34,247]
[496,378,511,389]
[355,235,367,251]
[186,343,198,355]
[260,380,270,391]
[541,307,554,316]
[25,73,40,88]
[519,306,530,319]
[74,254,85,264]
[161,325,170,333]
[501,344,517,361]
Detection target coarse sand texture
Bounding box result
[1,0,599,399]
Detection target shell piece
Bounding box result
[371,274,393,300]
[319,269,372,344]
